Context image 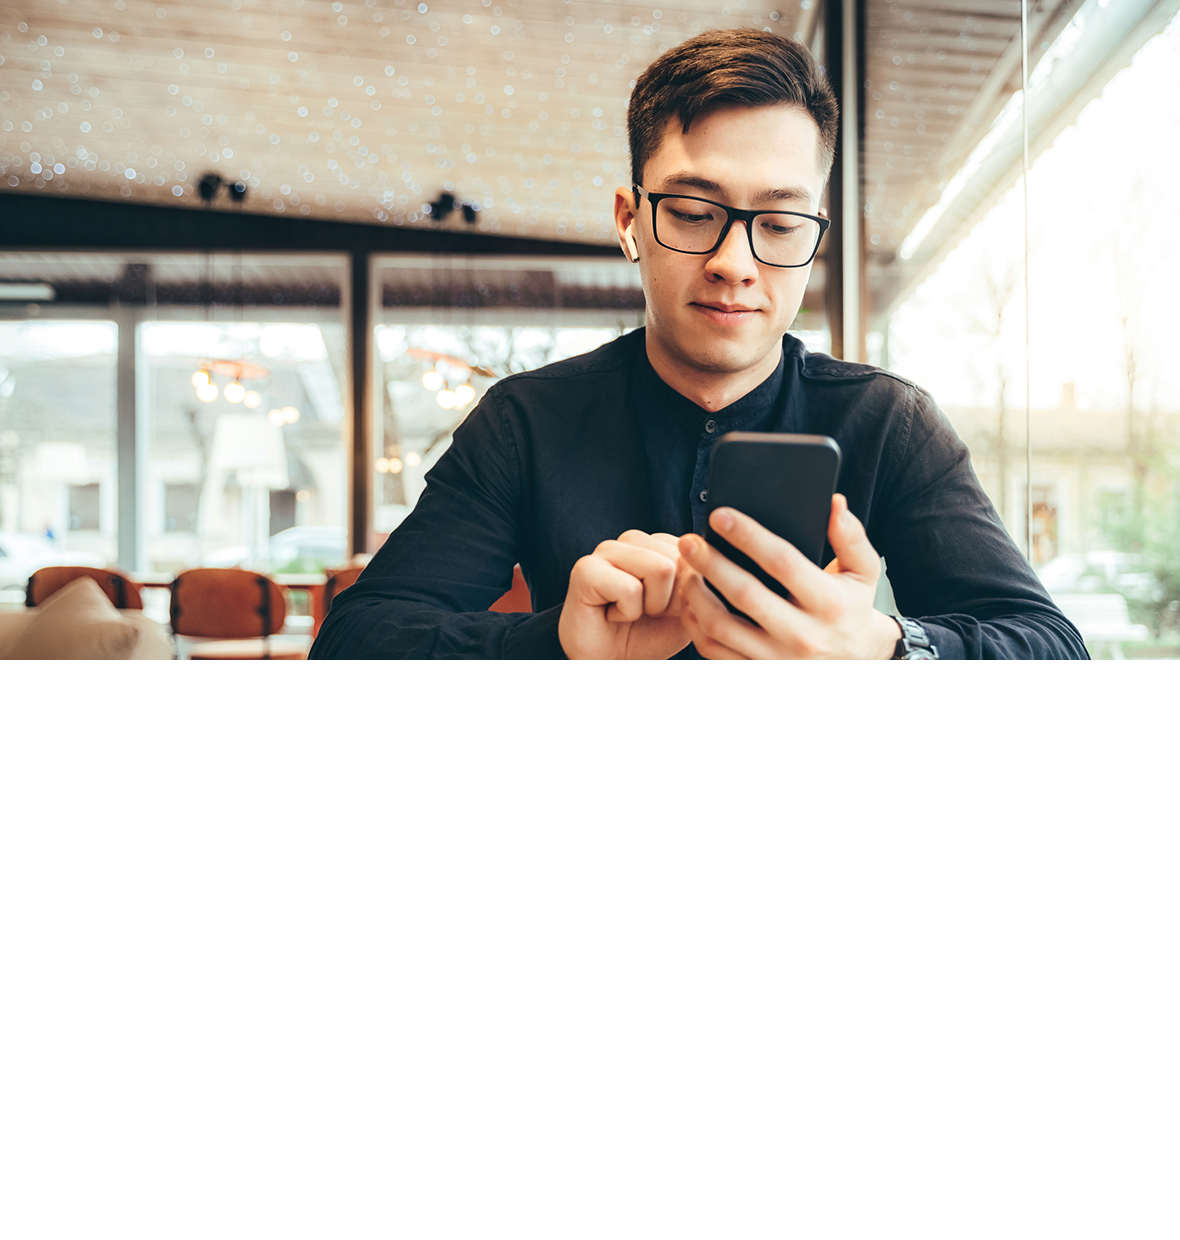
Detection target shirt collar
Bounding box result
[635,343,787,434]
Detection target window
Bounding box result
[68,483,101,532]
[164,483,200,534]
[877,3,1180,655]
[0,319,118,588]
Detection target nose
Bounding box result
[704,219,759,284]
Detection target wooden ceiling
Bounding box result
[0,0,810,241]
[862,0,1086,309]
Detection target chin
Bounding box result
[676,333,779,375]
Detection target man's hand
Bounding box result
[675,494,902,660]
[559,530,692,660]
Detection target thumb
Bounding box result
[826,495,880,582]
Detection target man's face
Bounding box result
[617,104,827,385]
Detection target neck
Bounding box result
[644,334,783,412]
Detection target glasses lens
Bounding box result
[654,197,728,253]
[750,213,822,266]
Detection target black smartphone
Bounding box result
[704,432,842,608]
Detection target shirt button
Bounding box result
[699,489,710,503]
[704,419,717,434]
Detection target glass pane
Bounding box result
[870,0,1180,657]
[0,319,117,603]
[141,253,348,578]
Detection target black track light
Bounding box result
[197,173,248,206]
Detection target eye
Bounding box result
[669,208,714,224]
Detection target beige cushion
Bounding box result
[0,608,36,659]
[122,610,174,660]
[4,576,141,659]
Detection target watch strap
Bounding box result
[892,616,939,660]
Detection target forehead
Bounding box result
[645,104,825,205]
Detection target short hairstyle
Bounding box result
[627,28,839,187]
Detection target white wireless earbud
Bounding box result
[623,223,639,263]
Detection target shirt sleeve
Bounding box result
[870,385,1089,660]
[308,389,566,660]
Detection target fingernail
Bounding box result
[713,509,734,532]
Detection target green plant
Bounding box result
[1099,476,1180,639]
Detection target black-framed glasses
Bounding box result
[634,185,830,268]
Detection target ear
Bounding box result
[614,186,640,264]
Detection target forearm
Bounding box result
[913,610,1089,660]
[310,596,565,660]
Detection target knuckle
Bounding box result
[593,539,616,557]
[768,551,795,580]
[730,581,757,612]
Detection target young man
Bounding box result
[311,29,1085,660]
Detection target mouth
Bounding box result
[691,302,761,325]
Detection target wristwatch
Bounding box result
[891,616,939,660]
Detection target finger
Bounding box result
[593,540,677,615]
[679,570,779,660]
[679,600,749,660]
[572,553,646,622]
[618,531,687,614]
[705,508,833,615]
[649,531,683,557]
[825,495,881,584]
[680,528,814,631]
[618,529,682,562]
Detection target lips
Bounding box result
[691,301,761,324]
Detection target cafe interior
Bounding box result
[2,0,1178,658]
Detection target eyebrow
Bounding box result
[655,173,815,208]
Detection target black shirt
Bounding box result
[310,329,1087,660]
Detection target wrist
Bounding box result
[874,611,904,660]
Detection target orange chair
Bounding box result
[27,565,143,611]
[321,565,365,622]
[490,564,532,613]
[169,567,305,659]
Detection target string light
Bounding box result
[192,369,210,387]
[436,388,457,408]
[405,451,421,466]
[197,383,218,402]
[389,457,404,473]
[243,391,262,409]
[224,381,245,403]
[455,383,475,405]
[422,368,443,391]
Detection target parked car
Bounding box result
[1036,550,1156,601]
[0,531,106,593]
[204,525,348,573]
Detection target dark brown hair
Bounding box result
[627,28,839,187]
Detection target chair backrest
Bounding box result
[169,568,286,638]
[322,565,365,618]
[489,564,532,613]
[27,565,143,611]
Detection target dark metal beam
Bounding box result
[0,191,618,258]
